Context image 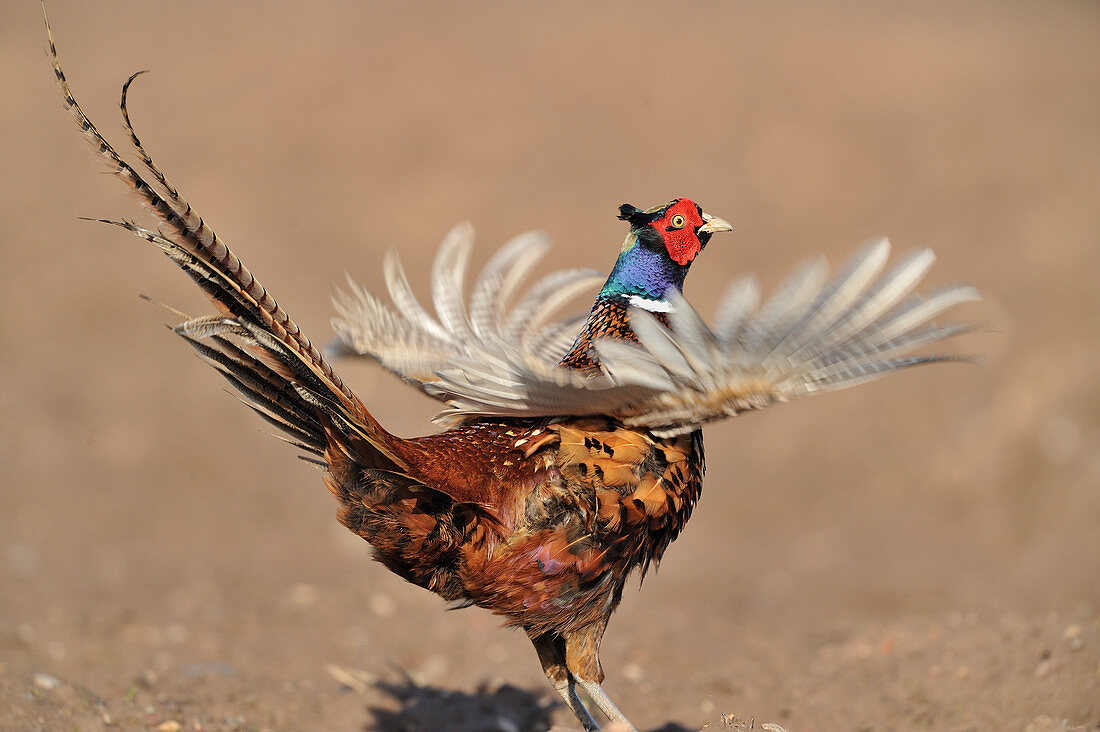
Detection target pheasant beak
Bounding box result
[697,211,734,235]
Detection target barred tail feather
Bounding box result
[46,7,350,402]
[93,218,405,468]
[47,8,403,468]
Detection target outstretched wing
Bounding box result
[425,238,981,433]
[329,224,605,389]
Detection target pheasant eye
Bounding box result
[670,214,685,229]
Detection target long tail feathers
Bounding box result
[46,6,405,470]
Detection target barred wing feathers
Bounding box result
[330,224,605,387]
[422,238,980,434]
[599,239,981,435]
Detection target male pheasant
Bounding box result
[48,12,979,731]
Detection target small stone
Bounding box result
[368,592,395,618]
[479,677,506,695]
[1024,715,1073,732]
[1034,657,1061,678]
[413,654,448,684]
[32,673,60,690]
[1062,624,1082,640]
[493,717,520,732]
[713,718,759,731]
[16,623,35,645]
[156,722,182,732]
[324,663,373,693]
[283,583,318,608]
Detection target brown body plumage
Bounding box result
[48,9,979,730]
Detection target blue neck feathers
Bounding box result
[599,239,685,302]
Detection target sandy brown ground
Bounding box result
[2,1,1097,730]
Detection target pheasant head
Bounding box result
[599,197,732,312]
[559,197,732,369]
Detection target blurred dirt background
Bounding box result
[2,1,1097,730]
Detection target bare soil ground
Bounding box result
[2,2,1097,730]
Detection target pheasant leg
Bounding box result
[551,677,600,731]
[577,678,637,731]
[531,632,600,731]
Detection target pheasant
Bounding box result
[47,11,980,731]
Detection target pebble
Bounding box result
[324,663,373,693]
[156,722,182,732]
[32,673,60,690]
[1063,625,1085,650]
[16,623,35,645]
[414,654,448,684]
[493,717,520,732]
[283,583,318,608]
[1034,657,1062,678]
[1024,715,1078,732]
[368,592,395,618]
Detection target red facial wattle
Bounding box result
[663,227,703,265]
[650,199,707,266]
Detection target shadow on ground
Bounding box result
[368,679,554,731]
[367,678,695,732]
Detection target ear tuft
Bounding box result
[617,203,659,228]
[617,203,639,221]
